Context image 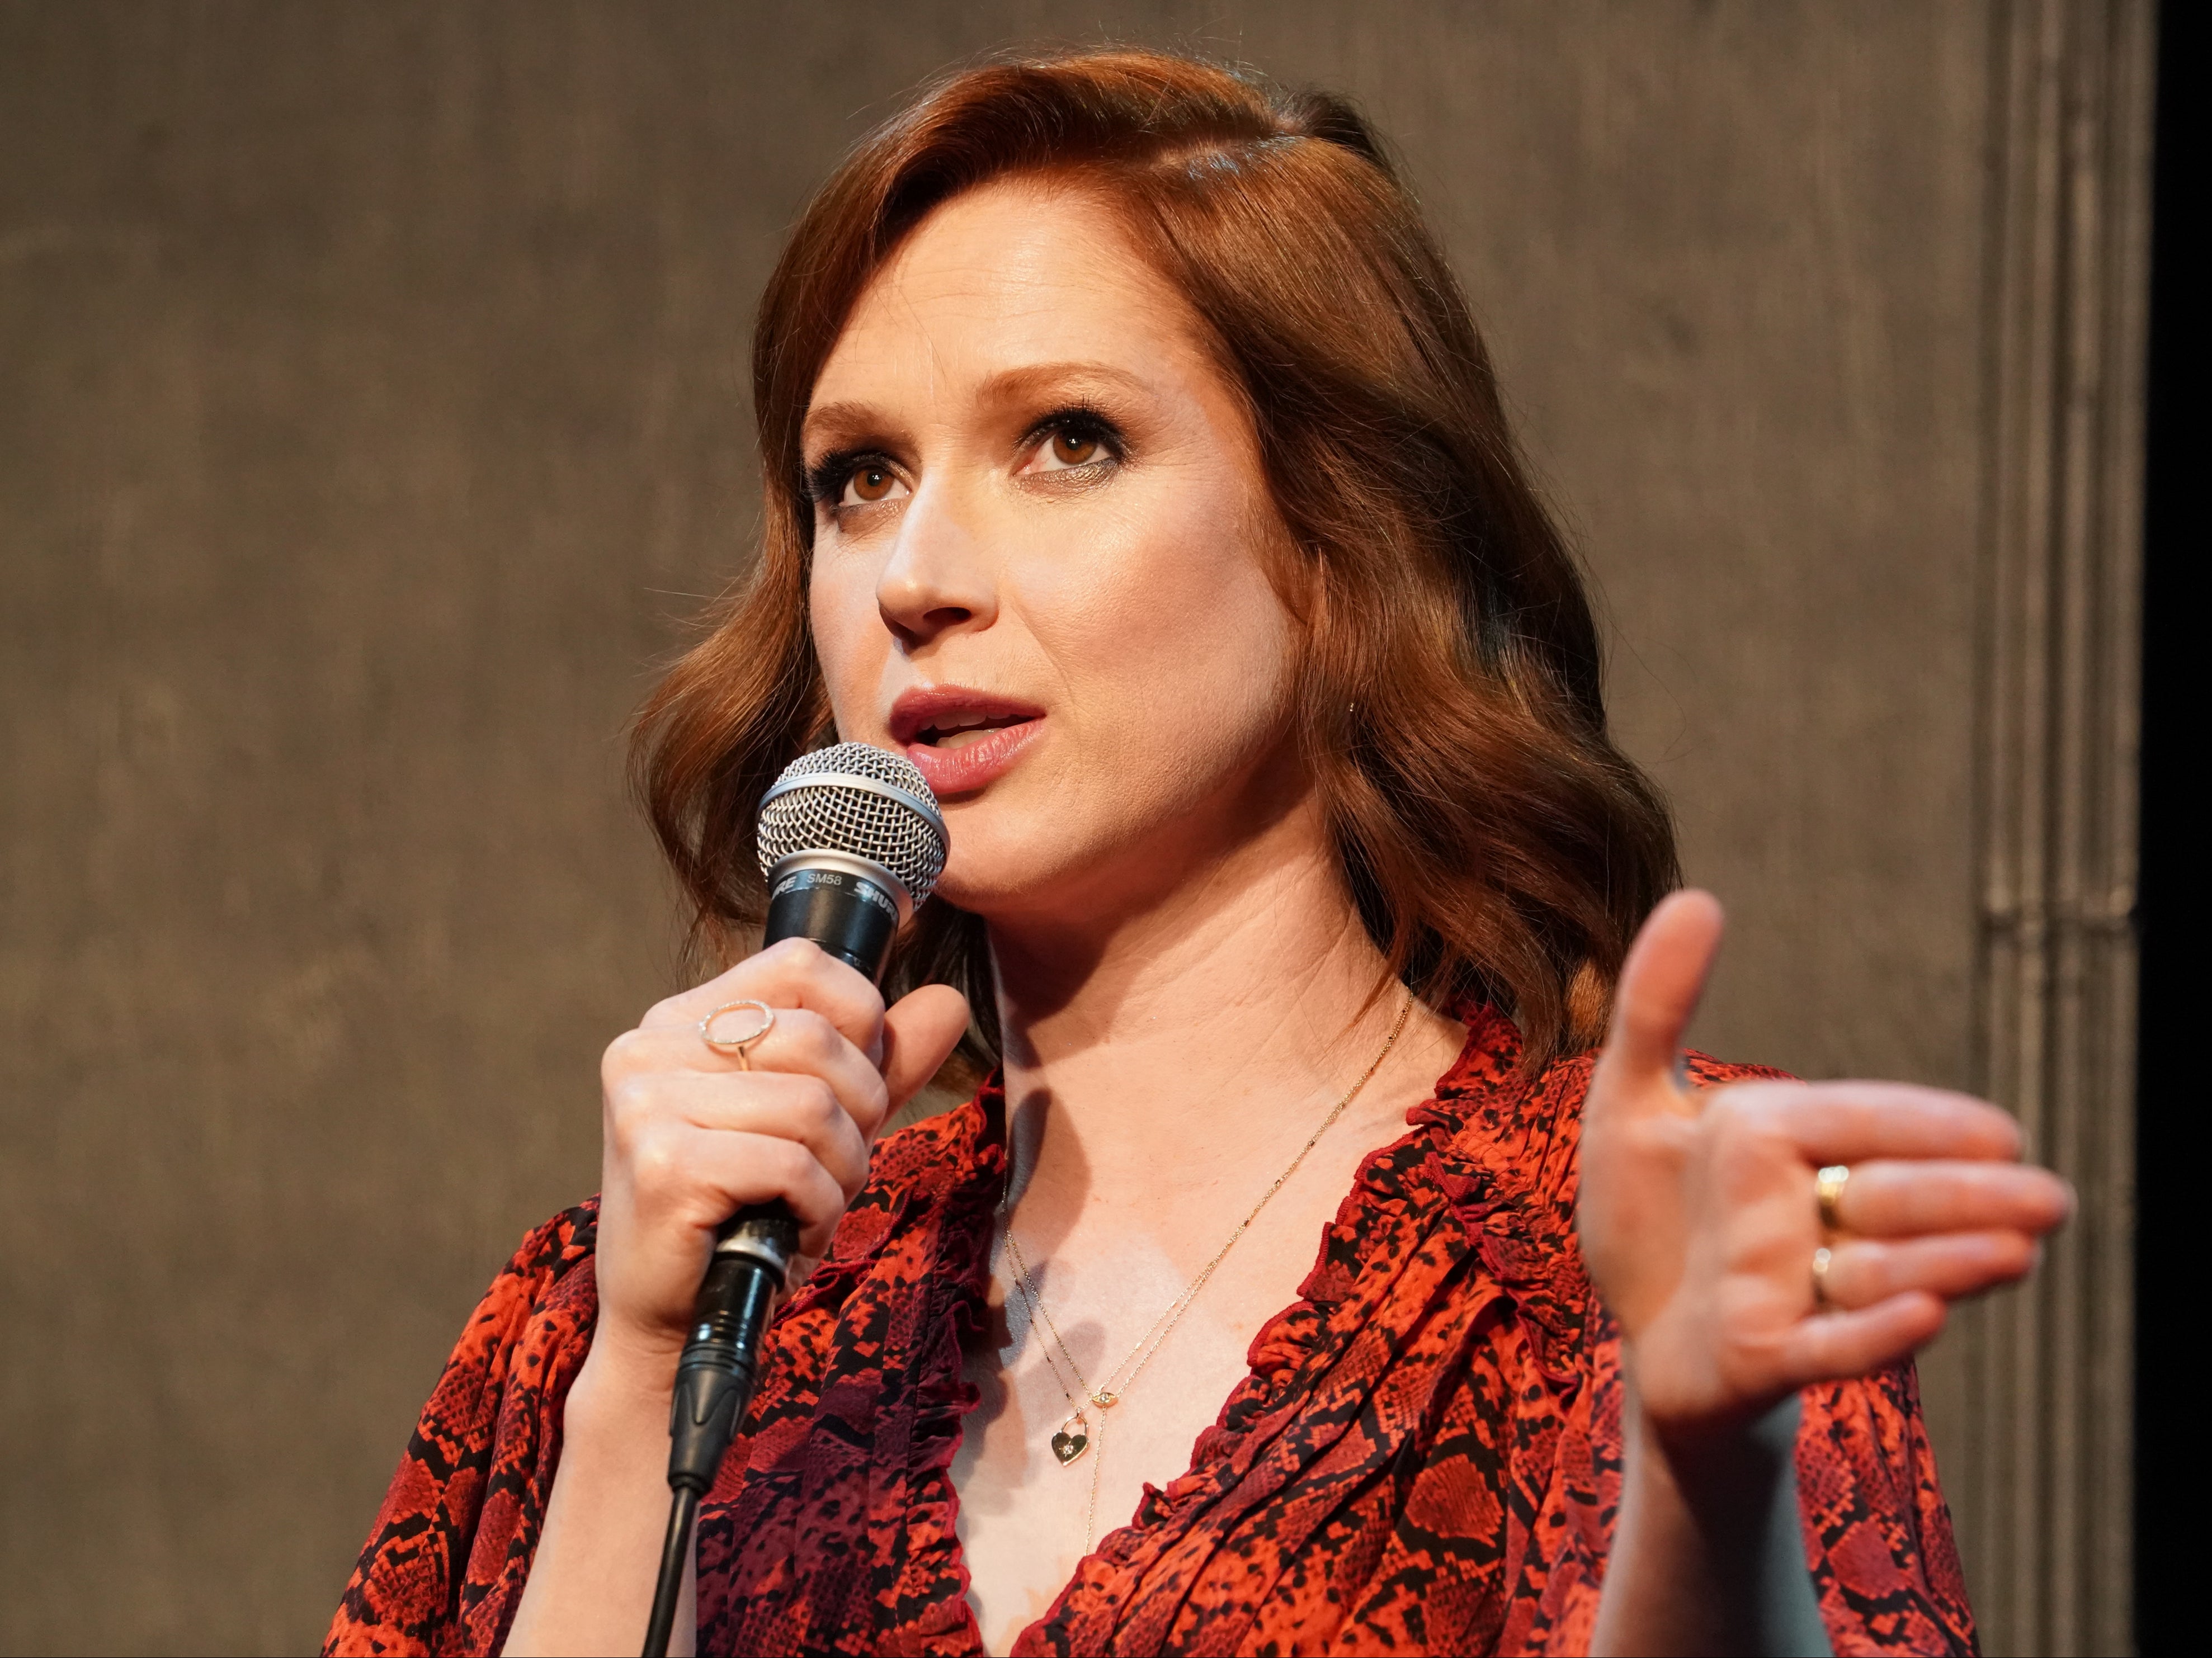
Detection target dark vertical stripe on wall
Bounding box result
[2134,3,2198,1652]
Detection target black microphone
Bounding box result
[643,743,947,1658]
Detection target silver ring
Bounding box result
[700,999,776,1065]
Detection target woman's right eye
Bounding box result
[840,463,907,507]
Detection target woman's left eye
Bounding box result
[842,462,904,506]
[1024,419,1118,474]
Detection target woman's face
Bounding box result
[805,178,1305,926]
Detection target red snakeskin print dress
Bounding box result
[327,1007,1977,1656]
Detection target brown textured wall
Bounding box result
[0,4,1992,1651]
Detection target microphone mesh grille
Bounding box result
[756,742,947,903]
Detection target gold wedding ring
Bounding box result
[1811,1245,1835,1309]
[1815,1163,1851,1233]
[700,999,776,1067]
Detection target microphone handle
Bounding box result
[646,1218,793,1658]
[645,865,903,1657]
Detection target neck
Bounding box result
[984,798,1462,1208]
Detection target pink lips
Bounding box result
[888,686,1046,797]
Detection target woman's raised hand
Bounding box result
[589,938,971,1374]
[1578,891,2072,1432]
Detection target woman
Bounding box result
[328,50,2068,1657]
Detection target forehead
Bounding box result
[808,178,1211,414]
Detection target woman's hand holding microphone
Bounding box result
[586,937,971,1396]
[503,938,968,1657]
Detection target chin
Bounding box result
[928,804,1121,923]
[929,837,1060,919]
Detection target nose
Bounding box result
[875,478,997,650]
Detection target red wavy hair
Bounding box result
[633,48,1678,1073]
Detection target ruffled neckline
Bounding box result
[867,1003,1597,1654]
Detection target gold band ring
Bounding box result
[1811,1245,1835,1309]
[700,999,776,1067]
[1815,1164,1851,1233]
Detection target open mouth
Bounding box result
[888,686,1045,746]
[888,686,1046,794]
[912,711,1033,750]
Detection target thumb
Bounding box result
[1591,889,1724,1112]
[879,984,974,1110]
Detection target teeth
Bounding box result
[907,706,1035,745]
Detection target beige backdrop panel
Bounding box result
[1,4,1993,1651]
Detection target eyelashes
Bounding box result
[804,404,1129,511]
[805,448,886,507]
[1017,404,1126,471]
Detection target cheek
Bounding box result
[809,558,886,729]
[1017,478,1298,771]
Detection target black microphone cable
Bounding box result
[643,1212,795,1657]
[642,745,947,1658]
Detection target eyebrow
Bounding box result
[801,361,1158,455]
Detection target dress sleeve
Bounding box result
[1484,1047,1977,1657]
[1519,1354,1975,1657]
[1795,1362,1977,1656]
[324,1203,600,1658]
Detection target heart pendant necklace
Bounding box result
[1049,1419,1090,1465]
[997,1250,1117,1545]
[994,994,1415,1549]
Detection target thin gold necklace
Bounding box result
[995,993,1416,1550]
